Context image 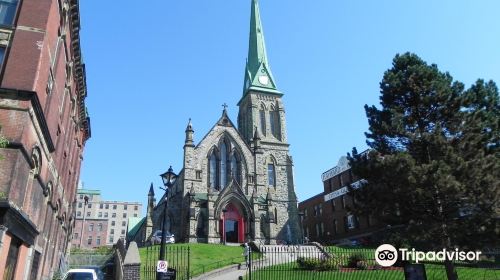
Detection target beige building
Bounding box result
[74,189,142,246]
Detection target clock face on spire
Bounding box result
[258,75,269,86]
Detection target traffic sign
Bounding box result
[157,260,168,273]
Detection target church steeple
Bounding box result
[243,0,280,96]
[238,0,288,145]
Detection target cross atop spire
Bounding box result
[242,0,281,96]
[222,103,228,111]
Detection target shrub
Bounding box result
[297,257,338,271]
[356,260,368,270]
[347,253,366,268]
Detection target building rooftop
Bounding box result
[77,189,101,195]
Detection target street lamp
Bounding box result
[79,195,89,248]
[221,208,227,245]
[158,166,177,263]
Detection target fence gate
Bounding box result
[141,245,190,280]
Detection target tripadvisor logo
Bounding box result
[375,244,398,267]
[374,244,482,267]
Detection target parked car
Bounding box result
[150,230,175,244]
[80,266,105,280]
[63,269,98,280]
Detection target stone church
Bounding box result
[141,0,301,245]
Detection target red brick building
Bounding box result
[71,218,108,249]
[299,156,383,245]
[0,0,90,279]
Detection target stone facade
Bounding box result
[150,102,300,245]
[146,0,301,245]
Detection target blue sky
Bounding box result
[79,1,500,215]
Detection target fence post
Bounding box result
[187,247,190,280]
[123,242,141,280]
[248,246,252,280]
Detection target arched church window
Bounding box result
[230,152,241,186]
[270,105,280,139]
[267,163,276,187]
[220,142,228,188]
[259,106,266,135]
[209,152,217,190]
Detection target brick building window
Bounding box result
[313,204,322,216]
[89,223,94,232]
[333,219,338,235]
[124,205,127,210]
[96,237,101,246]
[345,214,357,230]
[86,212,91,217]
[97,223,102,231]
[74,233,78,240]
[109,236,114,243]
[87,236,92,245]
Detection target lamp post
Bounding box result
[222,208,227,245]
[298,211,305,244]
[78,195,89,248]
[158,166,177,266]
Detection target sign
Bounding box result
[323,180,366,202]
[158,268,176,280]
[157,260,168,273]
[404,263,427,280]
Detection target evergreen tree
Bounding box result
[349,53,499,277]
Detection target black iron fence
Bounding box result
[246,245,500,280]
[141,245,190,280]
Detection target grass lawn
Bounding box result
[246,261,499,280]
[139,243,259,278]
[244,246,498,280]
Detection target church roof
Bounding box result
[126,217,145,240]
[242,0,281,97]
[148,183,155,196]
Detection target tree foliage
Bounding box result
[348,53,499,250]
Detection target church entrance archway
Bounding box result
[221,203,245,243]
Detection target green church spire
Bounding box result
[243,0,281,96]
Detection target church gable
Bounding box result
[184,111,254,196]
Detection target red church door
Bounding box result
[221,203,245,243]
